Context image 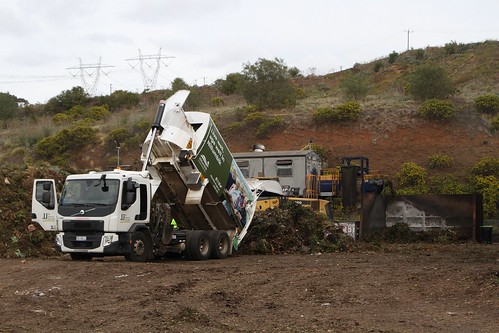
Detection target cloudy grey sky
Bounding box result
[0,0,497,104]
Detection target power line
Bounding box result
[125,48,175,91]
[66,57,114,95]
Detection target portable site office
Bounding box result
[232,150,321,197]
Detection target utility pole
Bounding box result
[67,57,114,95]
[405,29,414,51]
[113,140,120,167]
[125,48,175,91]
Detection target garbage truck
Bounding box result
[31,90,282,261]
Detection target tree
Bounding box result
[99,90,140,111]
[171,78,189,92]
[0,92,19,121]
[216,73,244,95]
[408,65,456,101]
[45,86,89,114]
[288,66,301,78]
[241,57,297,109]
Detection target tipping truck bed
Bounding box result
[141,90,257,245]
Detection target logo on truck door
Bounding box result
[120,214,131,223]
[42,213,57,230]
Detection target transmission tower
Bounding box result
[67,57,114,95]
[125,48,175,91]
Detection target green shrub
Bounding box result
[428,154,453,169]
[313,107,335,123]
[471,156,499,177]
[335,101,362,120]
[474,95,499,115]
[417,99,455,121]
[428,175,470,194]
[473,175,499,218]
[313,101,362,123]
[408,64,456,100]
[60,126,98,149]
[339,74,369,100]
[244,111,267,126]
[396,162,427,193]
[307,143,330,163]
[388,51,398,64]
[444,41,458,55]
[52,113,71,125]
[256,116,284,137]
[242,111,284,137]
[211,96,225,107]
[373,61,383,73]
[108,128,129,143]
[226,121,244,133]
[86,105,111,121]
[295,87,306,99]
[414,48,425,60]
[35,136,63,158]
[35,125,98,159]
[67,105,84,119]
[236,104,259,121]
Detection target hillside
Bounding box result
[1,41,497,180]
[220,41,498,177]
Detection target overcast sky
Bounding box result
[0,0,497,104]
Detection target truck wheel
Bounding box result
[125,230,152,262]
[187,230,211,261]
[70,253,93,261]
[210,231,231,259]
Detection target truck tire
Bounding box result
[187,230,211,261]
[70,253,93,261]
[210,231,231,259]
[125,230,152,262]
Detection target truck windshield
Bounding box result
[60,179,120,206]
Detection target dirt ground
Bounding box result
[0,243,497,333]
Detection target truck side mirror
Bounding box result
[121,179,137,210]
[126,178,137,192]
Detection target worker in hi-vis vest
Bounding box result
[171,218,178,230]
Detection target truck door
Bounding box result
[31,179,59,231]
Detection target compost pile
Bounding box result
[0,164,66,258]
[239,201,350,254]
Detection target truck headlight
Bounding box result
[55,234,63,247]
[102,235,115,247]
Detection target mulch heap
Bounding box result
[0,164,66,258]
[239,201,351,254]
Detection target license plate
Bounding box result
[76,236,87,241]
